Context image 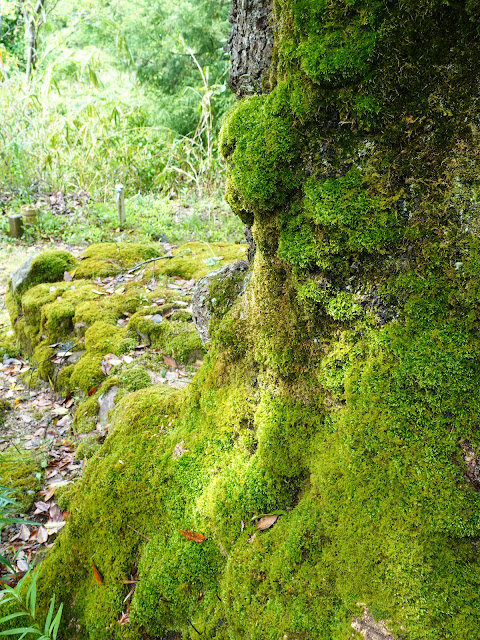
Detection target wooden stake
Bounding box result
[8,215,23,238]
[115,184,126,226]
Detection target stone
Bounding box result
[351,609,400,640]
[9,254,40,297]
[97,386,119,426]
[192,260,249,344]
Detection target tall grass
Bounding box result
[0,43,228,201]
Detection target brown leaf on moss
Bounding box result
[256,514,278,531]
[179,529,206,543]
[92,561,104,584]
[87,385,98,397]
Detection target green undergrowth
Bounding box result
[0,448,43,512]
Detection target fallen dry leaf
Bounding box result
[36,526,48,544]
[44,486,56,501]
[19,524,30,542]
[179,529,206,543]
[163,355,178,368]
[92,561,104,584]
[17,559,29,572]
[256,515,278,531]
[34,501,50,514]
[44,521,66,535]
[173,441,189,459]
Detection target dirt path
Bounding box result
[0,241,86,575]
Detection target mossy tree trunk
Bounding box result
[26,1,480,639]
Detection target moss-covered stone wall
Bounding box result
[6,1,480,639]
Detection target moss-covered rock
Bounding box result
[153,242,248,279]
[75,243,160,279]
[120,366,152,392]
[9,250,77,304]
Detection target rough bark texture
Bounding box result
[226,0,273,96]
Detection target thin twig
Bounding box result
[125,254,184,274]
[187,618,202,635]
[126,524,150,542]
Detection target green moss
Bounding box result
[70,353,105,394]
[169,309,193,322]
[84,321,135,356]
[54,483,76,511]
[0,400,11,429]
[127,308,203,362]
[219,90,302,216]
[20,280,99,350]
[120,366,152,392]
[153,242,248,280]
[10,250,77,303]
[73,395,100,434]
[56,364,75,393]
[162,322,204,363]
[75,243,160,279]
[324,291,363,322]
[74,436,102,462]
[74,286,150,330]
[0,448,42,512]
[33,344,55,382]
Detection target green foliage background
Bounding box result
[0,0,234,200]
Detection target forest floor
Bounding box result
[0,196,237,579]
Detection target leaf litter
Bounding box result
[0,238,208,585]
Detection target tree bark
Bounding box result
[226,0,273,96]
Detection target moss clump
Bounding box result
[120,366,152,392]
[0,400,11,429]
[55,364,75,393]
[70,353,105,394]
[33,344,55,382]
[74,286,149,329]
[74,437,102,463]
[75,243,160,279]
[152,242,248,280]
[54,483,76,511]
[169,309,193,322]
[10,250,77,304]
[84,321,135,356]
[0,448,42,512]
[19,280,99,352]
[219,89,302,218]
[162,322,204,363]
[127,308,203,362]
